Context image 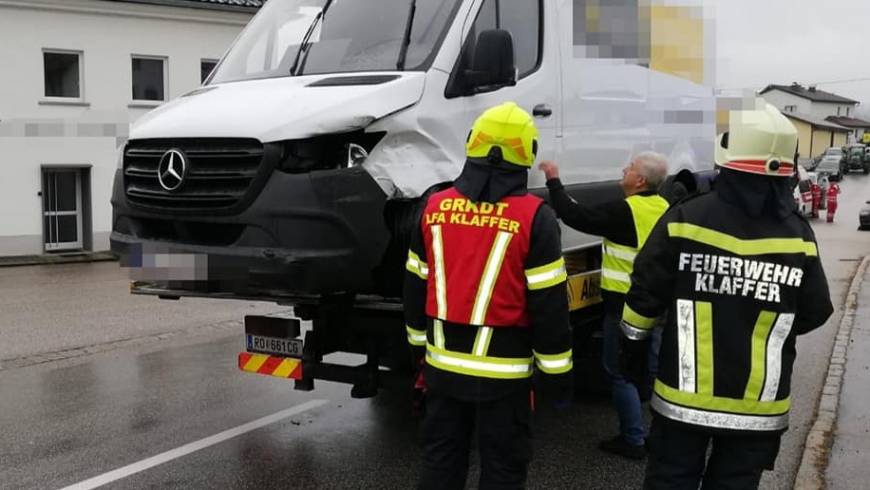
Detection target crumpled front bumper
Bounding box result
[110,166,390,296]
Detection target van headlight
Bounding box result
[277,131,385,173]
[346,143,369,167]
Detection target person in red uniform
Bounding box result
[403,102,573,489]
[811,181,821,218]
[826,180,840,223]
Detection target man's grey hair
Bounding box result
[633,151,669,190]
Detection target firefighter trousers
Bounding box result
[418,388,532,490]
[644,414,782,490]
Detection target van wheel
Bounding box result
[864,166,869,175]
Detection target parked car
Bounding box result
[810,147,844,171]
[815,154,843,182]
[864,146,870,164]
[824,146,845,162]
[844,145,869,174]
[794,165,813,217]
[860,200,870,230]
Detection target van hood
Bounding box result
[131,73,426,142]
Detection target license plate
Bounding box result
[246,335,303,358]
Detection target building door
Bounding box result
[42,168,83,251]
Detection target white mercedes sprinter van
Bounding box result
[111,0,715,394]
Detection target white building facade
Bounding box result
[760,84,859,120]
[0,0,258,256]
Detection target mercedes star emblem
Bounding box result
[157,149,188,191]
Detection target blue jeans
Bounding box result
[601,310,661,446]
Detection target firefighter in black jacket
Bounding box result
[404,102,573,489]
[620,102,834,489]
[540,151,670,459]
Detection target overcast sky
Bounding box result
[714,0,870,114]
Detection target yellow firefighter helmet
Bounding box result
[466,102,539,168]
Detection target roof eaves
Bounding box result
[761,84,858,105]
[825,116,870,129]
[784,113,851,132]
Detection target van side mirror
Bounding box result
[447,29,516,97]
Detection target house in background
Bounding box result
[780,113,850,162]
[0,0,262,257]
[761,83,870,156]
[761,83,858,119]
[826,116,870,144]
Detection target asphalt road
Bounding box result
[1,172,869,490]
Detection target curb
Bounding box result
[794,255,870,490]
[0,251,117,268]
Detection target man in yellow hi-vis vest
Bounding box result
[540,152,669,459]
[621,103,833,488]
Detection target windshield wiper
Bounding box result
[396,0,417,70]
[289,0,334,76]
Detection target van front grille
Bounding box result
[123,138,265,211]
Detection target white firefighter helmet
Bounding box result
[715,102,799,177]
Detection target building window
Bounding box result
[201,59,218,84]
[784,105,796,113]
[837,106,841,116]
[847,107,851,117]
[43,50,82,99]
[132,56,166,101]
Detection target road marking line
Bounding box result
[59,399,329,490]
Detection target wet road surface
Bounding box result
[1,172,870,489]
[0,336,643,489]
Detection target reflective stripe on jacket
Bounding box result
[421,187,551,327]
[622,190,833,432]
[423,319,572,380]
[405,186,572,386]
[600,194,669,293]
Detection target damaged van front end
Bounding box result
[110,72,458,297]
[111,0,468,299]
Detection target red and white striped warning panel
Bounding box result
[238,352,303,380]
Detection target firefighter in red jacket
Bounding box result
[404,102,573,489]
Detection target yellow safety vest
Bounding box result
[600,194,669,294]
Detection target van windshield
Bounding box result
[210,0,463,84]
